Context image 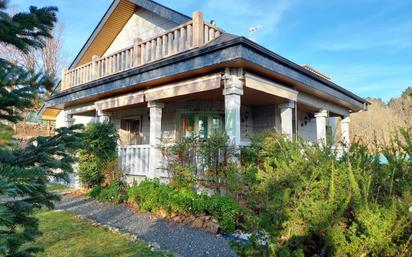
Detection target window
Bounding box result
[120,118,142,145]
[177,111,224,140]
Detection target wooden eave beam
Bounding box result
[244,72,298,101]
[144,73,222,101]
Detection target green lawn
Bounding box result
[46,183,71,192]
[27,211,169,257]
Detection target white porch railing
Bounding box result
[60,11,223,91]
[118,145,150,176]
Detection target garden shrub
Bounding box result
[102,159,125,186]
[127,179,241,233]
[78,122,119,188]
[88,185,102,198]
[82,122,119,162]
[160,136,198,190]
[204,195,241,232]
[161,133,237,193]
[89,180,128,204]
[229,130,412,257]
[78,153,104,188]
[197,133,237,194]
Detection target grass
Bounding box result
[46,183,71,192]
[27,211,170,257]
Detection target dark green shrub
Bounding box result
[89,180,128,204]
[99,180,128,203]
[78,122,119,188]
[128,179,172,212]
[78,153,104,188]
[205,195,241,232]
[127,179,241,233]
[229,130,412,257]
[160,137,198,190]
[198,133,236,193]
[88,185,102,198]
[82,122,119,162]
[161,133,237,192]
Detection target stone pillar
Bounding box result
[97,110,111,123]
[64,112,75,127]
[279,100,294,139]
[340,116,350,146]
[315,109,328,144]
[328,117,337,146]
[148,101,164,179]
[223,68,244,146]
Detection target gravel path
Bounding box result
[55,195,238,257]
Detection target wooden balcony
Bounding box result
[60,12,223,91]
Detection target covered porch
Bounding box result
[58,69,351,181]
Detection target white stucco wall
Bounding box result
[297,110,317,144]
[55,111,96,128]
[104,8,178,56]
[296,111,337,144]
[73,116,96,125]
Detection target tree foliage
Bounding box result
[0,2,83,256]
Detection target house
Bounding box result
[41,0,368,182]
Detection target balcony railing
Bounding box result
[60,12,223,91]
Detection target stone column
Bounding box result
[97,110,111,123]
[223,68,244,146]
[315,109,328,144]
[148,101,164,179]
[279,100,294,139]
[340,116,350,146]
[61,112,75,128]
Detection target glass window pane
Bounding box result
[198,115,208,140]
[211,116,223,134]
[181,113,195,138]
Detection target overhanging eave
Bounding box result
[45,37,367,112]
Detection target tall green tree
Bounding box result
[0,2,83,256]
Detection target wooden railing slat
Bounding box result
[61,18,223,91]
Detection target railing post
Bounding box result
[60,68,68,91]
[192,11,204,47]
[92,55,99,80]
[133,38,142,67]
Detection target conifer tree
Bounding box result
[0,2,83,256]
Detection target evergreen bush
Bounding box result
[127,179,241,233]
[89,180,128,204]
[78,122,119,188]
[229,130,412,257]
[0,3,84,255]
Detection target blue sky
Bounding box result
[10,0,412,100]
